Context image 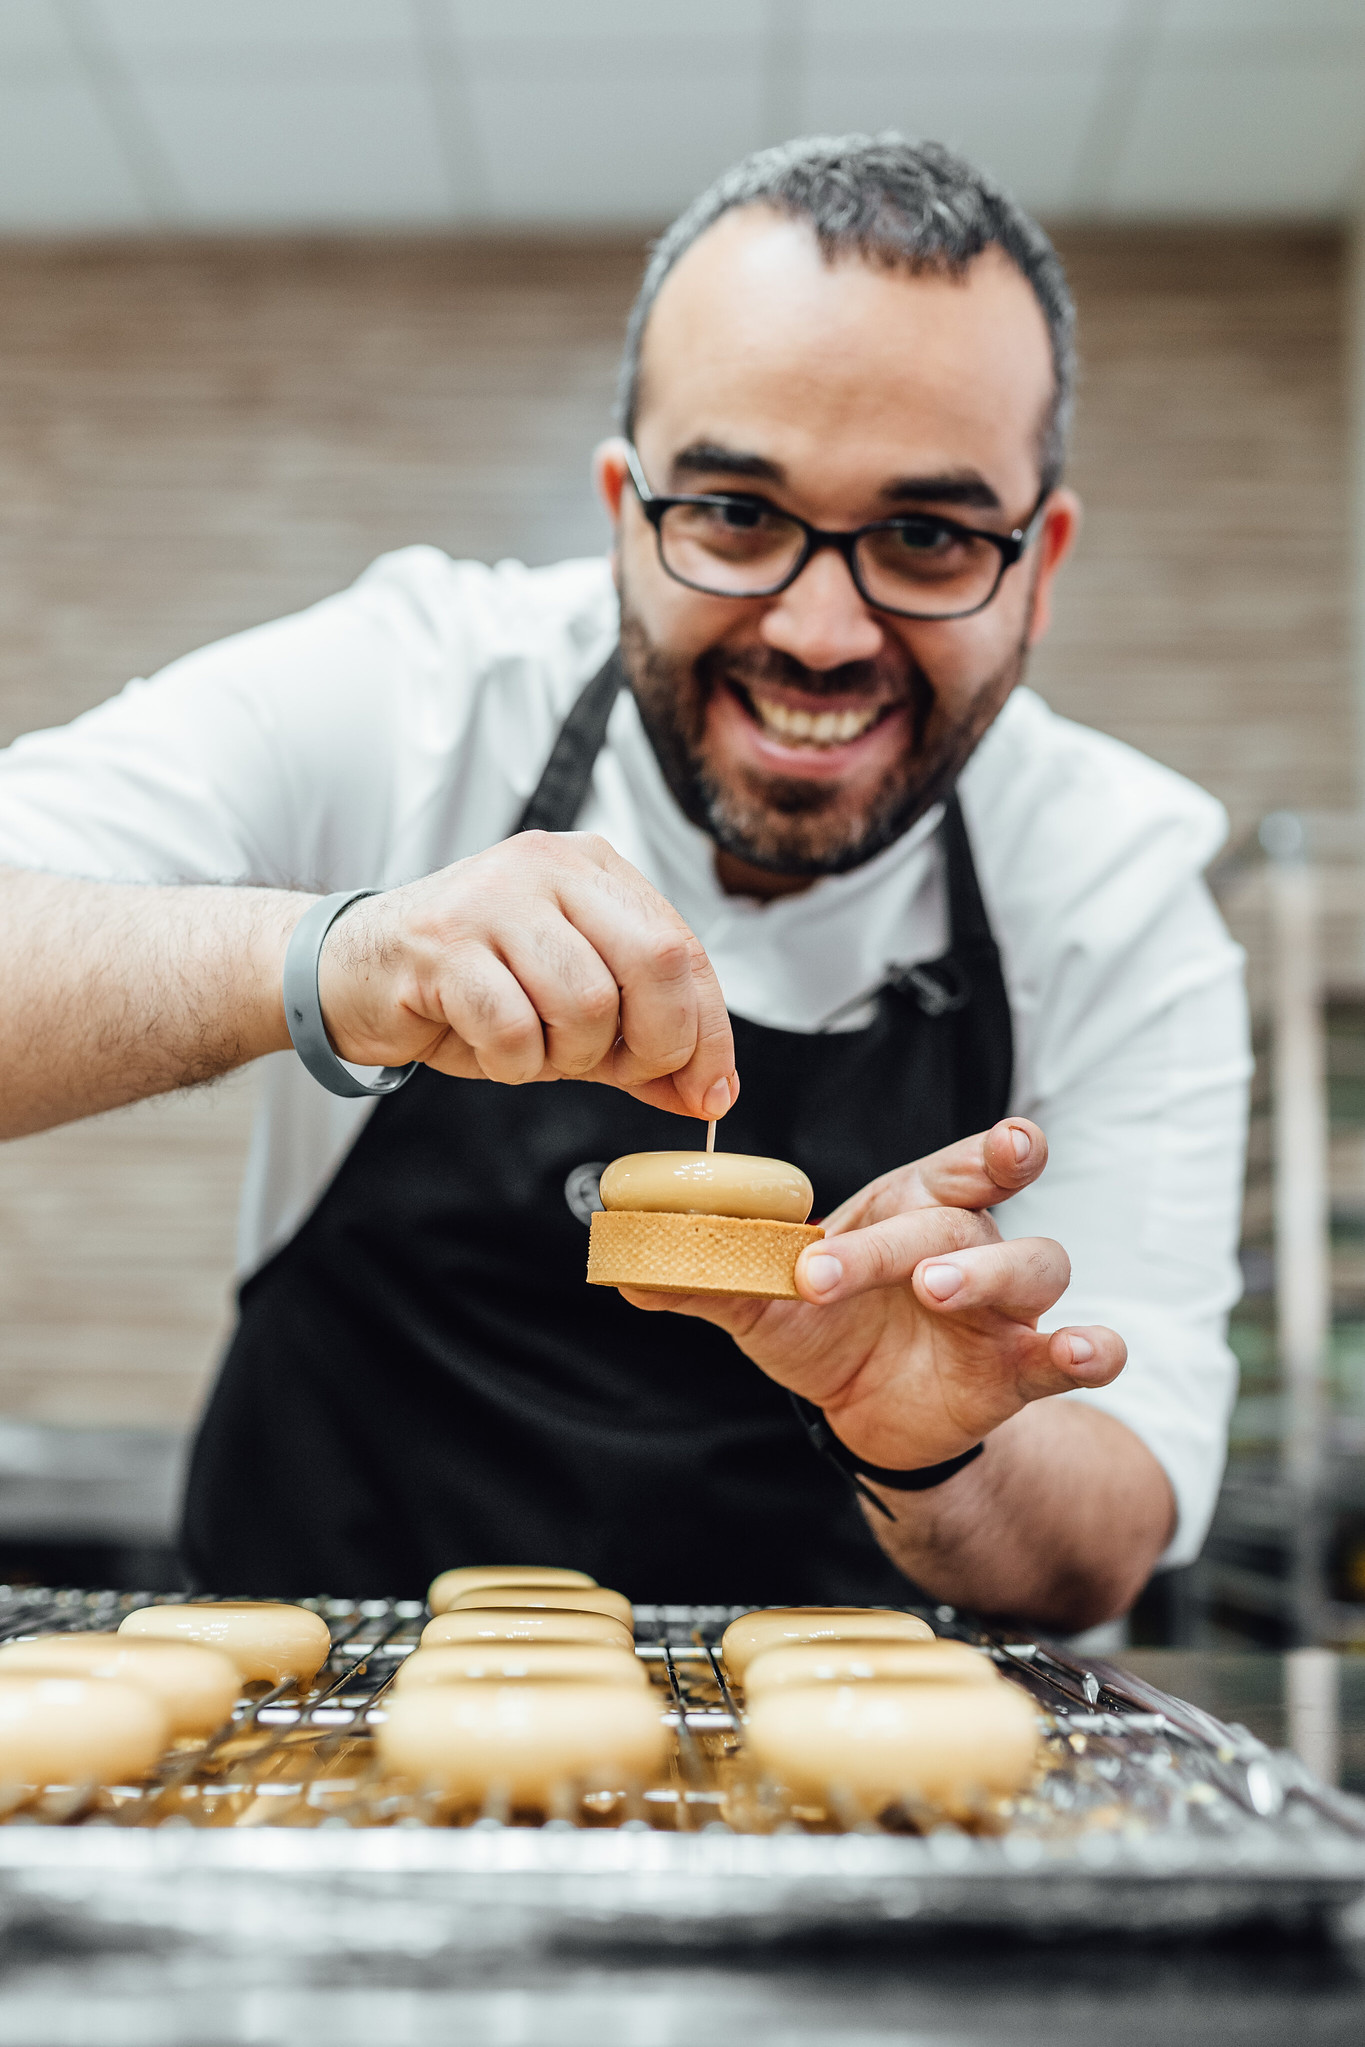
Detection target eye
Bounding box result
[708,497,772,532]
[889,517,960,556]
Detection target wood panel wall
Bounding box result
[0,228,1350,1431]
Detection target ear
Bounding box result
[594,437,630,527]
[1025,487,1082,648]
[593,438,631,584]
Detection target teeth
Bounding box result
[751,695,881,746]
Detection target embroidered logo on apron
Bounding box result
[564,1161,608,1227]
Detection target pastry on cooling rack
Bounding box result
[119,1601,331,1685]
[721,1607,935,1679]
[395,1641,648,1691]
[587,1149,823,1299]
[0,1634,239,1738]
[440,1584,634,1629]
[377,1680,667,1802]
[745,1679,1041,1814]
[428,1564,596,1613]
[0,1674,169,1785]
[421,1605,633,1651]
[742,1638,999,1696]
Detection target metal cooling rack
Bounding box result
[0,1587,1362,1942]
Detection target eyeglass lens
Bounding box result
[658,499,1006,616]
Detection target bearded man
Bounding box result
[0,137,1248,1624]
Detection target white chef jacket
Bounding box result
[0,547,1251,1566]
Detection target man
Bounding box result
[0,137,1248,1625]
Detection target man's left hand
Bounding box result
[618,1119,1125,1470]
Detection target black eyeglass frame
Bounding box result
[623,442,1050,623]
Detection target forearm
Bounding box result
[865,1401,1175,1632]
[0,866,309,1139]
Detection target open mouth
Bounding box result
[732,683,895,751]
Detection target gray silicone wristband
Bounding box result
[282,889,417,1100]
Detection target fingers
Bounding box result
[495,912,621,1078]
[548,837,736,1116]
[909,1235,1071,1322]
[329,834,739,1114]
[1038,1324,1127,1393]
[823,1119,1047,1234]
[431,947,548,1083]
[797,1227,1067,1317]
[796,1207,1000,1304]
[992,1322,1128,1403]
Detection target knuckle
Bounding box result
[861,1228,902,1288]
[575,976,621,1027]
[943,1209,987,1252]
[639,924,692,982]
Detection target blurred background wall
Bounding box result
[0,1,1361,1616]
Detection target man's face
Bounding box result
[598,208,1078,880]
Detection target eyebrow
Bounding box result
[667,442,1003,513]
[882,472,1003,512]
[669,441,785,485]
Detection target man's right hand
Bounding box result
[315,831,739,1120]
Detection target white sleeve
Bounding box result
[0,546,519,893]
[998,874,1250,1568]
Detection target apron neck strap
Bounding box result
[939,788,993,954]
[515,647,624,836]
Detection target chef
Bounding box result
[0,136,1248,1626]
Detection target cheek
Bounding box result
[900,602,1027,713]
[623,528,757,660]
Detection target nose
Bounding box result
[758,542,886,672]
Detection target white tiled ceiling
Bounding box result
[0,0,1359,232]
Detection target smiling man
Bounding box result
[0,137,1249,1624]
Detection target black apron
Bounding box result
[182,653,1013,1600]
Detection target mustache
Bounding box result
[700,646,936,752]
[701,646,899,701]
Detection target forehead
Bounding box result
[634,208,1055,501]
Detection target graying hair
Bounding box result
[618,133,1075,492]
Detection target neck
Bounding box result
[714,847,814,901]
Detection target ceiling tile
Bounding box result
[0,0,75,59]
[448,0,768,49]
[127,70,453,225]
[1110,54,1365,214]
[0,75,148,227]
[805,0,1129,50]
[85,0,415,55]
[469,63,765,221]
[799,63,1108,214]
[1162,0,1365,43]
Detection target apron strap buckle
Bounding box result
[888,959,972,1019]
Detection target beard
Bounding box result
[618,582,1031,878]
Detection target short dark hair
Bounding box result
[618,133,1075,492]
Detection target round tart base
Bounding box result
[587,1209,823,1298]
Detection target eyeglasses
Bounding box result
[623,443,1048,623]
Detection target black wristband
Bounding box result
[789,1393,983,1520]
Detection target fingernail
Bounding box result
[702,1078,731,1117]
[1010,1126,1030,1163]
[1068,1334,1095,1365]
[803,1253,843,1296]
[729,1071,741,1106]
[922,1262,964,1301]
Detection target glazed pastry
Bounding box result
[377,1681,666,1801]
[428,1565,595,1613]
[120,1602,331,1685]
[588,1149,822,1299]
[0,1634,239,1738]
[745,1679,1040,1811]
[720,1607,934,1678]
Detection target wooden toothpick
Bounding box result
[706,1119,717,1154]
